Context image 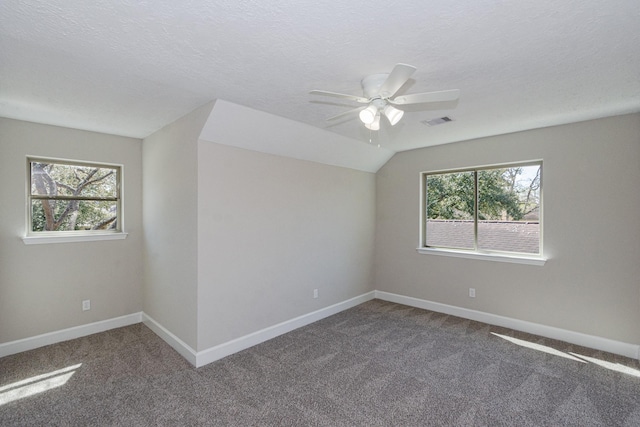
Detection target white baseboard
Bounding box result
[375,291,640,360]
[194,291,376,367]
[0,312,142,358]
[141,313,197,366]
[0,293,375,366]
[3,291,637,364]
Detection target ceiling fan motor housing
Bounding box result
[360,75,405,126]
[361,74,390,99]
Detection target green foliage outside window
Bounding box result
[426,166,540,222]
[424,164,541,254]
[29,160,120,232]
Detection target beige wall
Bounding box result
[196,142,376,350]
[143,103,376,352]
[5,107,638,356]
[374,113,640,344]
[142,103,213,349]
[0,118,143,343]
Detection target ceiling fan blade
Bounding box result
[378,63,417,98]
[310,90,369,103]
[389,89,460,105]
[326,106,364,121]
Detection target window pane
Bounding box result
[29,159,120,234]
[425,171,475,249]
[31,162,117,198]
[477,165,540,254]
[31,200,118,231]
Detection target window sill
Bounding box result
[416,247,546,266]
[23,232,128,245]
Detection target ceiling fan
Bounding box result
[310,63,459,130]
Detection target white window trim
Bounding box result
[419,160,544,265]
[25,155,126,243]
[416,247,546,266]
[23,232,128,245]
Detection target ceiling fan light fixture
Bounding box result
[364,114,380,131]
[311,64,460,133]
[359,105,378,124]
[383,105,404,126]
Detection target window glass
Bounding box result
[477,166,540,254]
[424,163,541,256]
[425,171,475,250]
[29,160,120,232]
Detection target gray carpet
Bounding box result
[2,299,640,426]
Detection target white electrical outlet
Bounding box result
[469,288,476,298]
[313,289,318,299]
[82,299,91,311]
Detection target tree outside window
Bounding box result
[29,159,121,233]
[424,163,541,255]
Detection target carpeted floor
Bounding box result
[2,299,640,426]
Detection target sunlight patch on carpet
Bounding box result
[570,353,640,378]
[0,363,82,406]
[491,333,586,362]
[492,332,640,378]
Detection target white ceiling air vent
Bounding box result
[422,116,454,126]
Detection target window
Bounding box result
[26,157,123,241]
[420,162,542,262]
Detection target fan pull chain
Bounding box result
[368,129,380,148]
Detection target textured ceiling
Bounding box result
[1,0,639,153]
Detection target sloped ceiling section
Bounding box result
[199,100,394,173]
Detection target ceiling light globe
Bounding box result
[365,114,380,131]
[359,105,378,124]
[383,105,404,126]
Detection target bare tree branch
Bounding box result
[92,216,117,230]
[80,170,112,190]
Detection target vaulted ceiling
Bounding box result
[1,0,639,155]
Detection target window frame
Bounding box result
[23,156,127,245]
[418,161,545,265]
